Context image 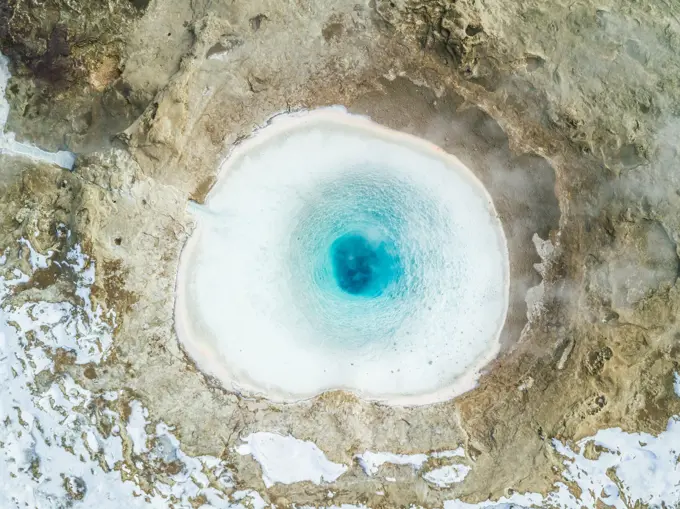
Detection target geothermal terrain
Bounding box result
[0,0,679,507]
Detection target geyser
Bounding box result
[330,232,399,297]
[175,108,510,405]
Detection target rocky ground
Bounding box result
[1,0,679,507]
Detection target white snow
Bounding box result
[230,490,268,509]
[356,451,428,476]
[422,464,472,487]
[547,416,680,508]
[19,237,53,269]
[355,448,471,488]
[356,448,467,478]
[444,492,543,509]
[237,432,348,487]
[298,506,370,509]
[0,241,150,508]
[127,400,150,455]
[674,372,680,397]
[0,238,244,508]
[8,244,114,364]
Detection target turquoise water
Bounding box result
[330,232,401,297]
[287,170,440,350]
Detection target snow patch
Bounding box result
[356,448,467,478]
[230,490,268,509]
[422,464,472,487]
[444,491,543,509]
[298,506,370,509]
[356,451,428,476]
[9,242,114,364]
[19,237,53,269]
[547,417,680,508]
[127,400,150,455]
[237,432,348,487]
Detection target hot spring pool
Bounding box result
[175,108,510,405]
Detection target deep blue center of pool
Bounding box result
[330,233,399,297]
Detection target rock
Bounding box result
[611,220,679,309]
[0,0,679,505]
